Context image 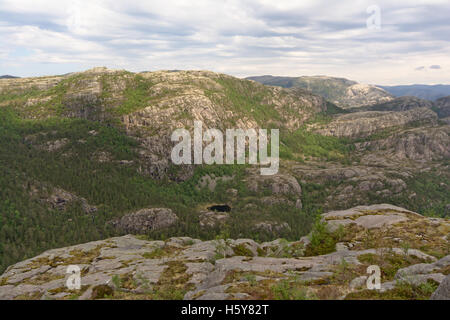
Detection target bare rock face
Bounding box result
[110,208,178,234]
[341,83,394,109]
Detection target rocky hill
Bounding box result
[247,75,394,109]
[0,67,327,127]
[0,204,448,300]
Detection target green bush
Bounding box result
[304,218,337,256]
[271,278,315,300]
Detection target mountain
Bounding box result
[379,84,450,101]
[0,68,449,299]
[246,75,394,109]
[0,75,19,79]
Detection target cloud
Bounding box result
[415,66,425,70]
[429,65,441,69]
[0,0,449,84]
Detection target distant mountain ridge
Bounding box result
[247,75,393,109]
[0,75,19,79]
[379,84,450,101]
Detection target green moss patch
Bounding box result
[345,280,439,300]
[357,252,427,281]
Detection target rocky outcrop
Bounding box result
[197,175,234,192]
[1,204,448,300]
[246,172,302,207]
[40,139,69,152]
[354,125,450,161]
[199,211,230,228]
[322,204,420,230]
[253,221,291,233]
[46,188,97,214]
[110,208,178,234]
[314,108,437,138]
[356,96,434,112]
[342,83,394,109]
[291,154,449,213]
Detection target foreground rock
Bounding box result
[0,204,448,300]
[431,275,450,300]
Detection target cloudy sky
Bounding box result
[0,0,449,85]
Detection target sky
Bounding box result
[0,0,449,85]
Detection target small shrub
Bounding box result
[304,218,336,256]
[142,248,166,259]
[271,279,315,300]
[91,284,114,299]
[232,244,254,257]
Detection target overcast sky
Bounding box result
[0,0,449,85]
